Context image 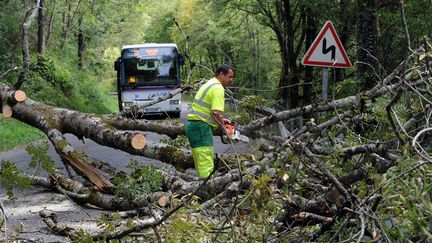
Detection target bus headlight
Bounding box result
[170,100,180,105]
[128,76,136,84]
[122,102,133,108]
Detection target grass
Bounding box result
[105,93,120,113]
[0,116,44,152]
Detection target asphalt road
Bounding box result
[0,100,252,241]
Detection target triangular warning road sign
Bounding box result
[301,21,352,68]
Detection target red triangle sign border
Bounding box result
[302,21,352,68]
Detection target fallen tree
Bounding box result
[1,44,432,241]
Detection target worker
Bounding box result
[186,64,235,178]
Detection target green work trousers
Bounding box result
[186,120,214,178]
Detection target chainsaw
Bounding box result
[221,120,250,144]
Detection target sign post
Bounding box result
[322,67,329,100]
[301,21,352,100]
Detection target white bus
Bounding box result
[114,43,184,118]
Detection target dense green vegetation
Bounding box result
[1,0,432,241]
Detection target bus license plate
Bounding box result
[144,108,159,112]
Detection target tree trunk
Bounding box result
[335,0,352,82]
[275,0,300,109]
[77,16,85,69]
[61,4,72,49]
[45,1,56,48]
[278,1,309,110]
[303,11,316,106]
[356,0,378,90]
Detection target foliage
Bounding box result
[160,135,191,149]
[25,56,115,114]
[0,1,23,74]
[378,152,432,241]
[73,229,95,242]
[33,58,75,95]
[155,207,215,242]
[112,161,164,200]
[141,0,179,43]
[0,160,31,200]
[334,77,360,99]
[171,0,280,99]
[25,141,56,175]
[0,142,57,199]
[96,212,124,233]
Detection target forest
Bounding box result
[1,0,432,241]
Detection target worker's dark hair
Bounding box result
[215,64,234,76]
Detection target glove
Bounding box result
[223,118,231,125]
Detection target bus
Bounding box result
[114,43,184,118]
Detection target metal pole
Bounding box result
[322,67,329,100]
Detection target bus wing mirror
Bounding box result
[178,54,185,66]
[114,58,121,71]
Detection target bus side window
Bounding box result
[169,61,176,78]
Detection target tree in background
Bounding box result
[356,0,378,90]
[37,0,46,63]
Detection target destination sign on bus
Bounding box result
[145,49,159,56]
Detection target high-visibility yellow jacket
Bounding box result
[187,77,225,127]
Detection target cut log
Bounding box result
[12,90,26,102]
[2,104,12,117]
[157,195,170,207]
[131,134,146,149]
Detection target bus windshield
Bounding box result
[121,46,179,86]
